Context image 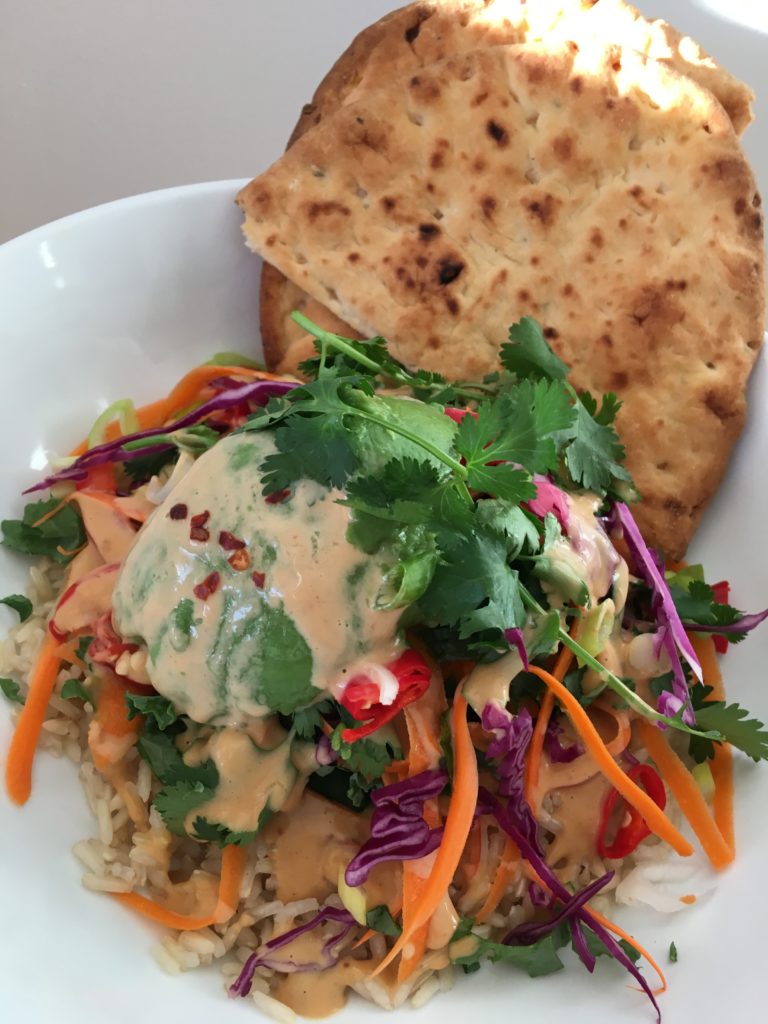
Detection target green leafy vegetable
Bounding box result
[330,723,401,779]
[292,698,334,740]
[60,678,92,704]
[562,389,630,494]
[500,317,568,383]
[0,594,33,622]
[450,917,569,977]
[366,905,402,937]
[687,687,768,763]
[125,693,178,730]
[136,718,218,835]
[191,817,259,846]
[2,498,86,564]
[669,941,678,963]
[75,635,94,667]
[671,579,743,639]
[0,677,24,705]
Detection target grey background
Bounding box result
[1,0,766,244]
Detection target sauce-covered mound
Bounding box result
[113,432,402,724]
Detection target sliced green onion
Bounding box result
[87,399,140,449]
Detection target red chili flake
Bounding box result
[265,489,291,505]
[219,530,246,551]
[189,510,211,542]
[169,503,188,520]
[252,570,266,588]
[228,549,251,572]
[193,571,221,601]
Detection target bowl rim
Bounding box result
[0,178,250,255]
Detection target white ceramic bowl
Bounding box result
[0,178,767,1024]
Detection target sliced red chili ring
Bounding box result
[596,763,667,860]
[340,650,432,742]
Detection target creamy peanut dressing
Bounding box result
[265,792,400,910]
[271,940,368,1018]
[426,893,460,950]
[182,727,296,835]
[544,771,614,882]
[113,432,402,724]
[464,651,523,715]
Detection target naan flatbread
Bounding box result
[258,0,754,371]
[238,43,764,557]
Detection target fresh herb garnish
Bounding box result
[669,941,678,963]
[366,905,402,937]
[191,817,259,846]
[0,594,33,622]
[0,677,24,705]
[125,693,178,730]
[1,498,86,564]
[60,678,92,704]
[136,718,218,835]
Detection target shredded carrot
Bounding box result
[461,820,483,882]
[112,845,247,931]
[53,641,88,673]
[527,666,693,856]
[397,671,445,982]
[373,687,478,977]
[690,633,735,850]
[4,634,62,805]
[525,629,577,810]
[585,906,667,995]
[56,541,88,558]
[475,835,520,924]
[637,719,733,871]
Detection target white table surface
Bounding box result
[1,0,766,245]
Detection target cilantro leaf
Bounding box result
[562,390,631,494]
[75,635,94,668]
[2,498,86,564]
[125,693,178,730]
[0,677,24,705]
[669,941,678,963]
[154,780,217,837]
[136,718,219,835]
[191,817,260,846]
[0,594,33,622]
[418,529,524,639]
[690,697,768,763]
[292,699,334,740]
[330,724,401,779]
[366,906,402,937]
[450,917,569,977]
[60,678,92,704]
[473,499,540,558]
[500,317,568,383]
[262,414,357,493]
[671,580,743,638]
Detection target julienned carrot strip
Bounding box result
[373,688,478,978]
[69,365,287,458]
[398,673,446,982]
[398,800,441,983]
[475,835,520,924]
[525,634,577,809]
[585,906,667,995]
[637,720,733,871]
[527,666,693,857]
[4,633,62,805]
[112,845,247,931]
[689,634,735,850]
[597,700,632,757]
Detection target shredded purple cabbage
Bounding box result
[230,907,356,997]
[527,880,552,908]
[544,719,583,764]
[611,502,700,727]
[503,627,530,669]
[506,870,614,949]
[529,474,570,529]
[480,698,660,1019]
[25,377,297,494]
[344,768,447,888]
[684,608,768,636]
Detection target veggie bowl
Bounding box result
[1,182,767,1024]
